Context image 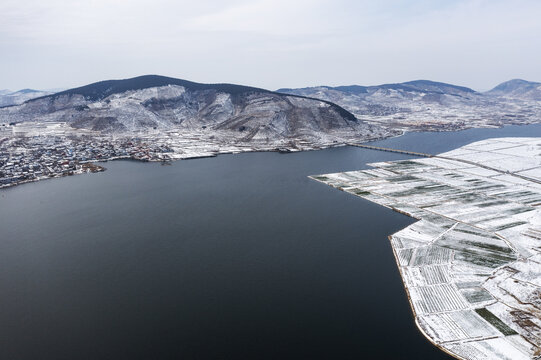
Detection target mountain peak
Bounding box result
[48,75,272,102]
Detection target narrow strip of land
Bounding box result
[350,143,541,185]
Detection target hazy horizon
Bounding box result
[1,75,539,94]
[2,0,541,91]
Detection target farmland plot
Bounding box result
[310,137,541,359]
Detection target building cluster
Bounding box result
[0,118,375,189]
[0,135,174,188]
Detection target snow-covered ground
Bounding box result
[311,138,541,359]
[0,120,390,189]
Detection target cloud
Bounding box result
[184,0,333,35]
[0,0,244,44]
[0,0,540,90]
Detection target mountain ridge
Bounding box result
[278,79,477,96]
[277,78,541,131]
[2,75,540,138]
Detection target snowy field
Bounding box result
[311,137,541,359]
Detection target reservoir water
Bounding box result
[1,124,540,359]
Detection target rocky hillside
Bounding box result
[0,75,373,143]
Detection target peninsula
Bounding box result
[311,137,541,359]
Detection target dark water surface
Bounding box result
[0,124,540,360]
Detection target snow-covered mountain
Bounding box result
[0,75,375,143]
[2,76,540,145]
[0,89,54,107]
[278,80,541,131]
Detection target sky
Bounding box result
[1,0,540,91]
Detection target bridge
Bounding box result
[348,143,434,157]
[349,143,541,186]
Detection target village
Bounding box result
[0,121,333,189]
[0,135,176,188]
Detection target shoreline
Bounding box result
[3,121,539,191]
[309,174,463,359]
[0,137,380,190]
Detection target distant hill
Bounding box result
[277,79,480,119]
[277,79,541,130]
[400,80,476,95]
[0,89,54,107]
[486,79,541,100]
[278,80,476,97]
